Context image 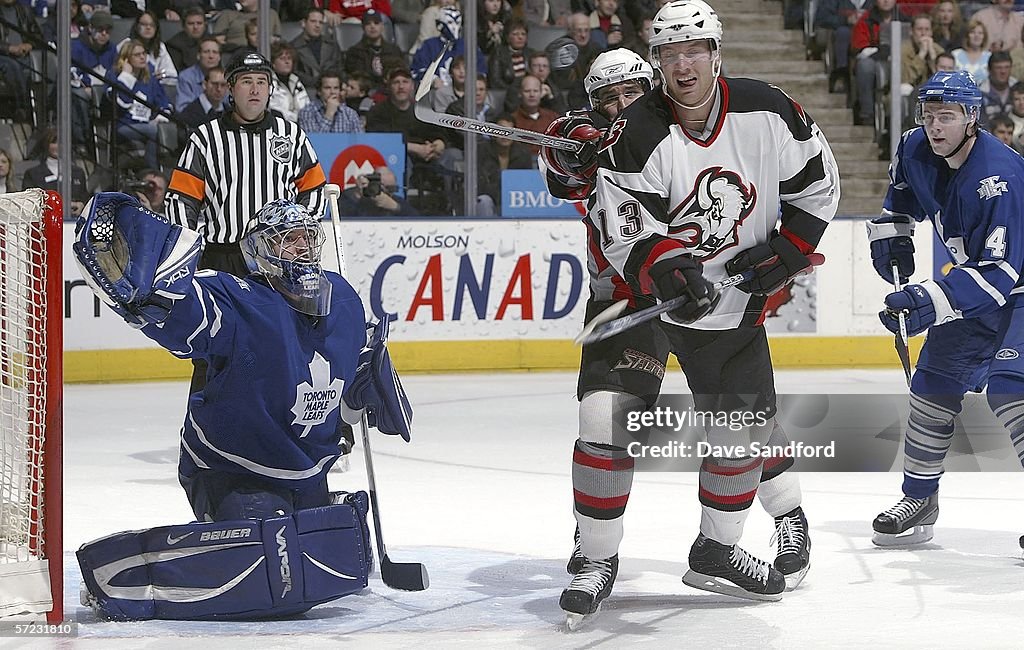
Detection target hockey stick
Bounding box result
[891,261,913,387]
[412,39,581,152]
[324,183,430,592]
[575,253,826,346]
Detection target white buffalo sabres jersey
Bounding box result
[592,77,840,329]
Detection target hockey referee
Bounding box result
[164,52,327,396]
[164,52,327,277]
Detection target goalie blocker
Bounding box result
[77,492,372,621]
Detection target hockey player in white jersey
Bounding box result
[867,71,1024,548]
[541,45,817,627]
[577,0,839,609]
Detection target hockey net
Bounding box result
[0,189,63,623]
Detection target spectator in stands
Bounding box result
[902,15,944,94]
[1008,22,1024,79]
[489,18,534,90]
[118,10,178,90]
[512,74,557,155]
[629,14,654,59]
[0,0,44,122]
[432,54,470,112]
[178,65,228,131]
[105,1,184,21]
[22,127,87,215]
[108,39,172,169]
[952,19,992,85]
[70,12,117,146]
[326,0,392,23]
[1007,81,1024,141]
[936,50,957,72]
[478,113,533,215]
[814,0,869,94]
[446,73,500,129]
[133,167,168,214]
[504,51,568,113]
[299,70,363,133]
[851,0,904,126]
[972,0,1024,52]
[345,9,405,91]
[988,112,1019,150]
[339,165,419,216]
[981,51,1018,125]
[480,0,509,57]
[175,37,223,111]
[165,7,207,73]
[345,72,376,120]
[225,18,260,67]
[268,42,310,122]
[930,0,964,53]
[588,0,634,50]
[548,0,571,27]
[0,147,15,193]
[391,0,424,26]
[550,12,601,109]
[214,0,281,54]
[411,0,456,55]
[42,0,87,43]
[291,7,343,90]
[411,7,487,87]
[366,67,458,213]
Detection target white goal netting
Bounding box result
[0,189,57,618]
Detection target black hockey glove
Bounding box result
[648,256,720,324]
[540,111,603,183]
[725,233,814,296]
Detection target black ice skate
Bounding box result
[559,555,618,630]
[771,506,811,590]
[566,525,584,574]
[872,494,939,547]
[683,534,785,602]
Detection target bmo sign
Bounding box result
[501,170,583,217]
[307,133,407,197]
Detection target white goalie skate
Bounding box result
[872,494,939,547]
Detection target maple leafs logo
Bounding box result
[290,351,345,437]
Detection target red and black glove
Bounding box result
[647,256,720,324]
[725,233,816,296]
[540,110,603,183]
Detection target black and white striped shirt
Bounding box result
[165,111,327,244]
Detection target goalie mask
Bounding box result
[241,199,332,316]
[436,6,462,42]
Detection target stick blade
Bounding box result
[381,556,429,591]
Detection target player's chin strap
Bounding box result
[939,119,977,160]
[663,52,721,113]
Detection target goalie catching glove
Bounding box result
[343,314,414,441]
[541,110,603,185]
[73,192,201,328]
[646,255,720,324]
[726,232,820,296]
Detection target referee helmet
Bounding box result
[225,52,273,86]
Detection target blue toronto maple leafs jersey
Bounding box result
[141,270,366,489]
[884,128,1024,318]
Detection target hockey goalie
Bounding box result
[71,192,412,620]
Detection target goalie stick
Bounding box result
[576,253,826,345]
[413,39,582,152]
[324,184,429,592]
[891,261,913,387]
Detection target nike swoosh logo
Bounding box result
[166,531,194,545]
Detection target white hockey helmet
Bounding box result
[584,49,655,105]
[649,0,723,64]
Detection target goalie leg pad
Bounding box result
[77,493,371,621]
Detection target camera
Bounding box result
[124,179,152,192]
[362,172,382,198]
[609,24,622,34]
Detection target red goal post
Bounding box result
[0,189,64,623]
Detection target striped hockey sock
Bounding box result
[902,372,965,499]
[699,455,764,545]
[572,440,634,561]
[987,375,1024,469]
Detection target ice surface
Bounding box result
[61,370,1024,648]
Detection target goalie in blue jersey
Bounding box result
[72,193,412,620]
[867,71,1024,549]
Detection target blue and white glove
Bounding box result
[879,281,961,336]
[866,214,915,284]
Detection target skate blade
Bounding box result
[564,602,603,632]
[782,563,809,591]
[682,570,783,602]
[872,525,934,547]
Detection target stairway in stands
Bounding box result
[716,0,887,216]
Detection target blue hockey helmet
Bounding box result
[241,199,332,316]
[916,70,982,122]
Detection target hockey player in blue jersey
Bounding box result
[867,70,1024,547]
[71,193,413,620]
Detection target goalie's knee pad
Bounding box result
[579,390,645,447]
[77,492,372,621]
